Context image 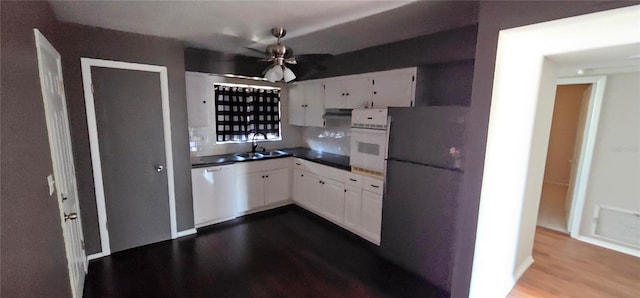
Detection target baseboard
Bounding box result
[513,256,534,281]
[176,228,197,238]
[576,235,640,257]
[87,252,104,261]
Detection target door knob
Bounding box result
[155,165,164,172]
[64,212,78,221]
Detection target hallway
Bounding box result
[508,227,640,297]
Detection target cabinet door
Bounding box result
[343,77,372,109]
[323,80,345,109]
[344,187,362,232]
[292,169,306,205]
[264,168,290,205]
[304,173,323,213]
[361,190,383,245]
[323,178,345,224]
[237,172,265,212]
[288,83,306,126]
[304,82,326,127]
[371,73,415,108]
[185,74,212,128]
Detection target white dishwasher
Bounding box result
[191,164,238,227]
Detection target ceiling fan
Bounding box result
[248,27,333,83]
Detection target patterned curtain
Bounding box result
[214,85,280,142]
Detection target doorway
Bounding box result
[469,6,640,298]
[537,83,590,233]
[81,58,177,256]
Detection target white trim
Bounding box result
[80,58,177,257]
[470,6,640,298]
[176,228,197,238]
[87,253,104,261]
[556,76,607,239]
[575,235,640,258]
[513,256,534,281]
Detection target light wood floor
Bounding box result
[537,182,568,233]
[508,227,640,297]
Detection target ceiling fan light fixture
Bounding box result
[264,65,284,82]
[283,66,296,82]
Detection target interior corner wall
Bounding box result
[54,23,194,255]
[579,72,640,245]
[452,1,640,298]
[0,1,72,297]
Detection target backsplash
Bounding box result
[301,118,351,156]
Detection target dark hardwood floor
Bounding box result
[84,206,446,298]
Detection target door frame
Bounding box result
[80,58,177,256]
[556,76,606,238]
[469,5,640,298]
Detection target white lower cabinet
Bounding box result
[291,159,383,245]
[191,165,238,226]
[323,178,345,224]
[238,167,290,213]
[264,168,290,205]
[360,190,383,245]
[343,186,362,232]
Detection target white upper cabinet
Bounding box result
[371,68,416,108]
[324,78,372,109]
[185,72,214,128]
[288,81,325,127]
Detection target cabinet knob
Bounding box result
[344,189,347,192]
[373,91,377,95]
[346,93,350,96]
[301,174,304,177]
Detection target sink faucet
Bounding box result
[251,132,267,153]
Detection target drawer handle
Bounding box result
[206,168,222,172]
[349,178,357,182]
[370,184,379,188]
[295,163,301,165]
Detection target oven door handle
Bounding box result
[350,127,387,134]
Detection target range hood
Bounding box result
[322,108,352,119]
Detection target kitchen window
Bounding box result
[214,84,281,143]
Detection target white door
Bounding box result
[565,85,593,231]
[192,165,238,225]
[34,29,87,298]
[292,169,306,204]
[237,173,265,212]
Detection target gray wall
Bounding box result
[0,1,72,297]
[55,23,194,254]
[451,1,640,297]
[309,25,478,80]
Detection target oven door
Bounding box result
[350,127,388,174]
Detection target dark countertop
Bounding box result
[191,147,351,171]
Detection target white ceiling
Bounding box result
[552,43,640,77]
[49,0,432,55]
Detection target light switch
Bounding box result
[47,174,55,196]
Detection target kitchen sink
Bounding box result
[235,152,264,160]
[261,150,287,157]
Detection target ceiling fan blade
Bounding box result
[295,53,334,62]
[244,46,269,57]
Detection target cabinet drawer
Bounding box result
[292,158,305,170]
[345,173,363,188]
[362,176,383,195]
